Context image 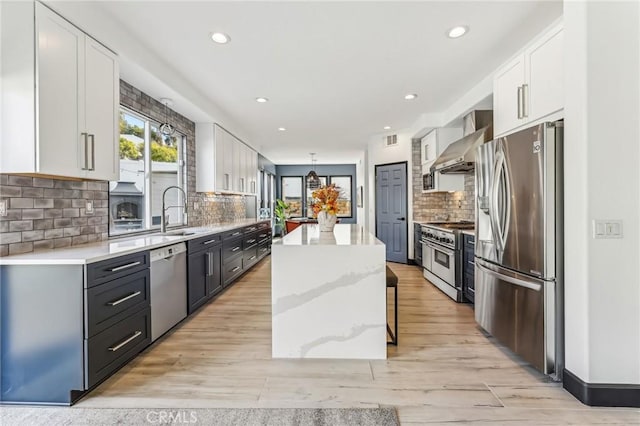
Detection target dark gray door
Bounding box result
[375,162,408,263]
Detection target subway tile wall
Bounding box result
[411,139,475,223]
[0,80,248,257]
[0,175,109,256]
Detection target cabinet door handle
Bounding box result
[522,83,529,118]
[203,239,218,245]
[107,291,142,306]
[517,85,523,119]
[206,252,213,276]
[240,177,245,192]
[231,246,240,252]
[89,134,96,171]
[224,174,230,190]
[231,266,241,273]
[81,133,89,170]
[108,330,142,352]
[108,261,141,272]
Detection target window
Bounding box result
[281,176,303,217]
[110,107,186,236]
[329,176,353,217]
[305,176,327,217]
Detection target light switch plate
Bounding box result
[0,200,7,217]
[593,220,623,238]
[86,200,94,215]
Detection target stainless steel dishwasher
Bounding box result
[150,242,187,342]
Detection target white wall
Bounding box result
[366,131,414,258]
[564,0,640,384]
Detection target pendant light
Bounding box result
[306,153,321,189]
[159,98,176,137]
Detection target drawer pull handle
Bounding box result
[246,227,256,232]
[468,260,475,265]
[232,231,241,236]
[246,239,256,244]
[231,247,240,252]
[107,291,142,306]
[259,234,268,238]
[231,266,241,273]
[467,241,475,245]
[203,239,218,245]
[249,255,257,261]
[109,261,141,272]
[108,330,142,352]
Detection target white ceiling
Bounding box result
[48,1,562,164]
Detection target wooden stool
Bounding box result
[386,265,398,345]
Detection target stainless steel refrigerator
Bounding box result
[474,121,563,379]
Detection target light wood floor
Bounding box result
[77,258,640,425]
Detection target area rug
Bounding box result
[0,407,399,426]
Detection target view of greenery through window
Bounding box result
[110,108,186,236]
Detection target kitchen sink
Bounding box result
[160,230,196,236]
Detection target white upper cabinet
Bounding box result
[196,123,258,194]
[0,2,119,180]
[421,128,465,193]
[493,23,563,137]
[84,36,119,181]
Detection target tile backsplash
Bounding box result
[411,139,475,223]
[0,175,109,256]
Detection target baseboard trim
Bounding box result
[563,369,640,407]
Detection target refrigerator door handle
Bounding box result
[476,261,542,292]
[498,151,512,248]
[490,151,505,253]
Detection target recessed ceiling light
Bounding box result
[255,97,269,103]
[404,94,418,100]
[447,26,468,39]
[383,126,391,130]
[210,32,231,44]
[278,127,286,131]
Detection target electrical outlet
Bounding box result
[86,200,94,215]
[0,200,7,217]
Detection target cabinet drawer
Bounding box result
[222,228,244,240]
[86,269,150,338]
[464,256,475,275]
[243,247,258,268]
[222,238,243,261]
[187,233,222,253]
[257,221,270,230]
[256,229,271,244]
[86,306,151,388]
[258,242,270,258]
[87,251,149,288]
[243,225,259,234]
[223,256,243,285]
[243,234,259,250]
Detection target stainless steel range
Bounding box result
[421,222,474,302]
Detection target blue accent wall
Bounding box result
[276,164,357,224]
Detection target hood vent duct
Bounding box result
[431,110,493,174]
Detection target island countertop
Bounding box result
[0,219,269,265]
[275,224,383,246]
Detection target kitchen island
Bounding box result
[271,224,387,359]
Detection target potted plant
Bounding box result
[274,198,291,236]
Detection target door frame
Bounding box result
[374,161,409,263]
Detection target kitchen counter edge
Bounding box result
[0,219,271,266]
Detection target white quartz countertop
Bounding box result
[274,224,383,246]
[0,219,269,265]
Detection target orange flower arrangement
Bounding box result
[311,183,340,217]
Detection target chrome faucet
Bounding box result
[161,186,188,233]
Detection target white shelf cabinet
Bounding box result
[421,128,465,193]
[196,123,258,195]
[0,1,119,181]
[494,23,563,137]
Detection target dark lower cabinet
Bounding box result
[414,223,422,268]
[187,244,222,314]
[463,234,475,303]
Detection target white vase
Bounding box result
[317,211,337,232]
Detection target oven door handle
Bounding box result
[425,242,454,256]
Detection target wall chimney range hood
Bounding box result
[431,110,493,174]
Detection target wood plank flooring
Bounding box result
[76,258,640,424]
